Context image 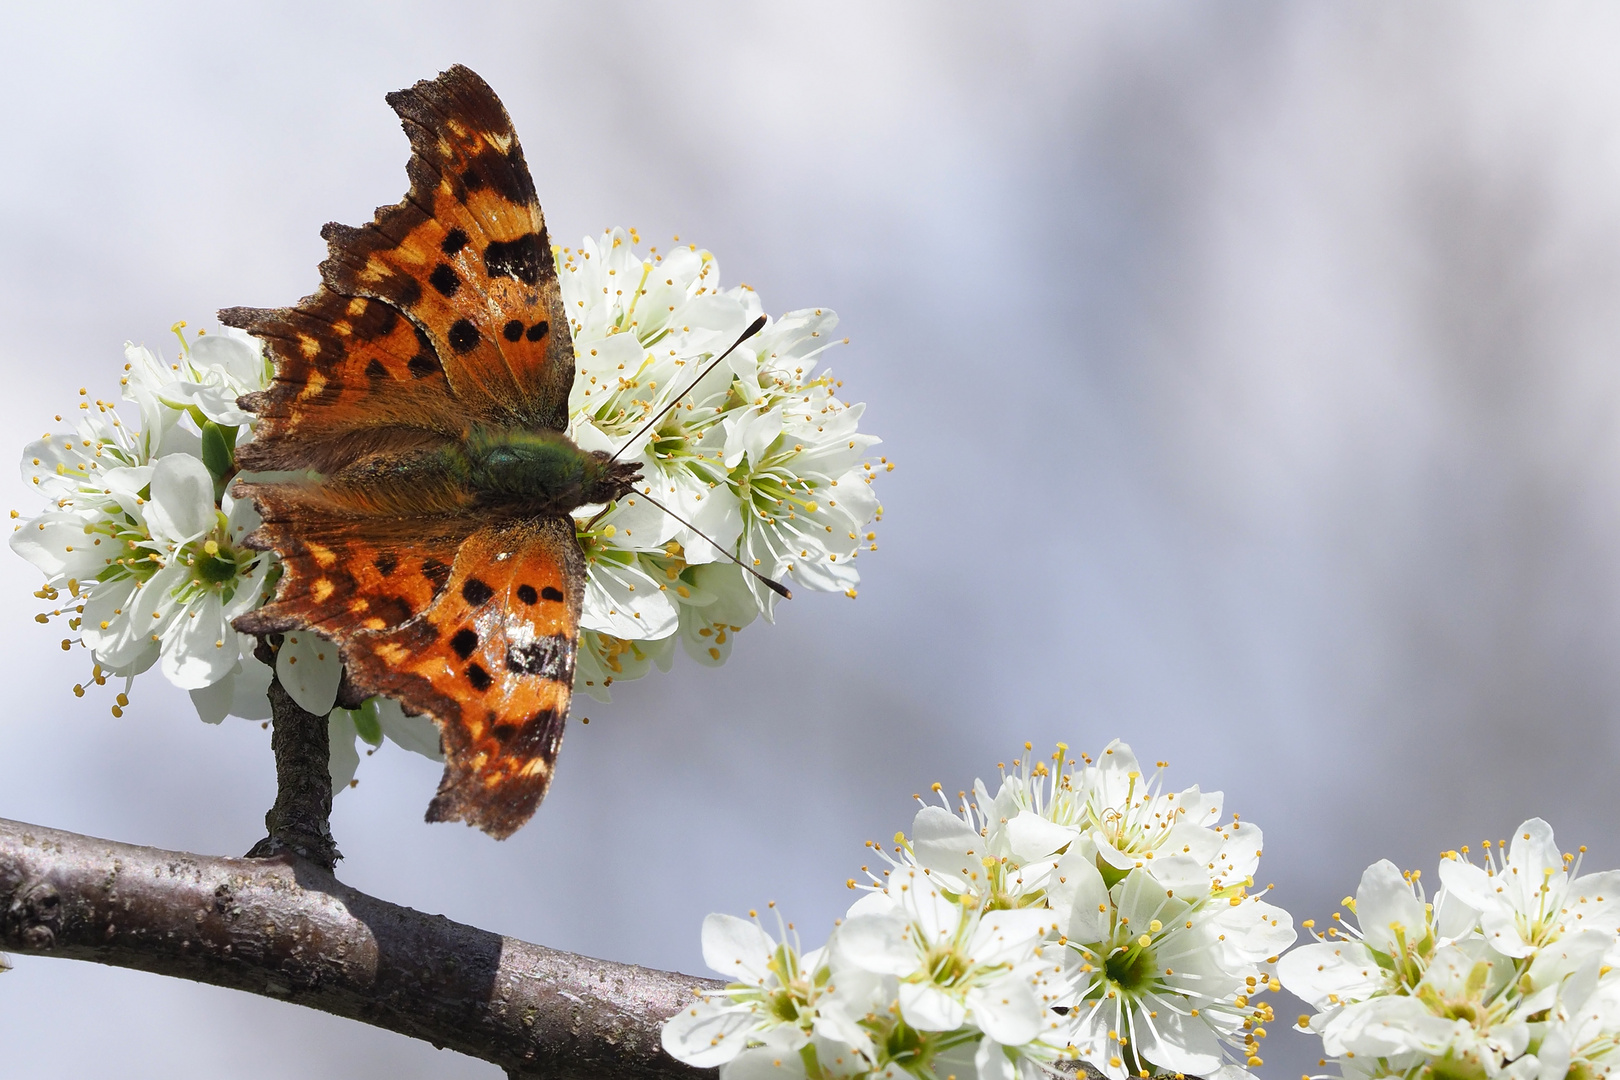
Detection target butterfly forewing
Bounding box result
[317,66,575,432]
[224,288,464,475]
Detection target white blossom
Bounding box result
[13,392,273,714]
[559,227,885,693]
[9,325,410,785]
[882,741,1249,912]
[669,740,1286,1080]
[1046,834,1293,1078]
[122,325,269,429]
[328,696,444,789]
[574,630,674,703]
[1281,820,1620,1080]
[662,912,877,1080]
[1438,819,1620,960]
[841,868,1056,1044]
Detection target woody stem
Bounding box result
[245,635,341,871]
[0,816,713,1078]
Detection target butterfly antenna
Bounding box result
[635,491,792,600]
[606,314,768,466]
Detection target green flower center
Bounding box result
[1103,941,1158,995]
[922,942,972,987]
[195,551,239,584]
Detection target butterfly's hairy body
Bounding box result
[289,426,637,523]
[461,427,628,512]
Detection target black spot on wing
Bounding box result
[505,634,570,678]
[369,303,399,336]
[457,143,537,207]
[394,275,423,309]
[492,722,519,743]
[429,263,461,298]
[461,577,495,605]
[500,143,537,205]
[375,552,398,577]
[441,228,470,255]
[405,325,440,378]
[369,595,416,627]
[391,617,440,649]
[540,586,565,602]
[525,320,548,342]
[448,319,479,354]
[510,708,564,757]
[483,234,544,286]
[503,319,524,342]
[516,584,538,605]
[421,557,452,590]
[365,358,388,380]
[465,662,492,692]
[450,627,478,660]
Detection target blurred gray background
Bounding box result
[4,3,1620,1077]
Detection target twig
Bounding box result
[0,818,716,1079]
[246,634,340,871]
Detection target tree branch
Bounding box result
[246,635,340,871]
[0,818,716,1079]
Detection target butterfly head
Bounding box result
[582,451,643,507]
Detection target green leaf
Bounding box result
[200,422,237,482]
[353,698,385,748]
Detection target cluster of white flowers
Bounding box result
[559,227,887,701]
[10,229,883,779]
[662,741,1295,1080]
[1280,819,1620,1080]
[7,324,434,785]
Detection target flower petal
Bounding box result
[701,914,776,985]
[662,999,759,1068]
[160,588,238,689]
[144,454,217,543]
[275,630,342,715]
[897,981,966,1031]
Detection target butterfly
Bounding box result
[223,65,647,839]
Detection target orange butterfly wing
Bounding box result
[227,66,591,837]
[342,518,582,839]
[225,287,466,476]
[227,287,478,645]
[232,508,470,643]
[319,66,575,431]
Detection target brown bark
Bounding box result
[246,637,341,870]
[0,817,717,1079]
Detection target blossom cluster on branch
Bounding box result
[559,227,885,700]
[1279,820,1620,1080]
[8,229,883,784]
[662,741,1296,1080]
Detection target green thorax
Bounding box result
[458,426,634,515]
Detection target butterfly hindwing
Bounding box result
[341,516,584,839]
[234,504,473,642]
[317,64,575,431]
